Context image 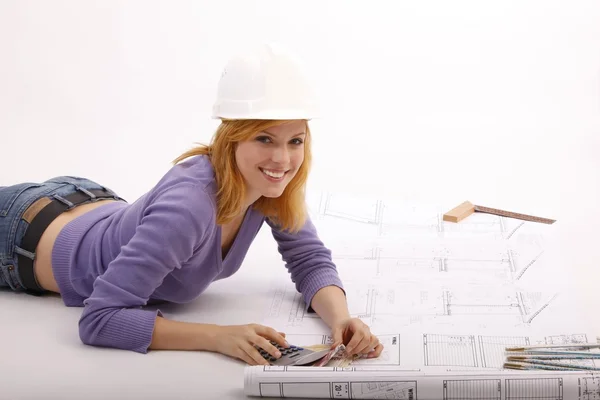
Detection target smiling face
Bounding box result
[235,120,307,203]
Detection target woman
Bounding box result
[0,44,383,365]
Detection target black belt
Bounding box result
[17,188,118,294]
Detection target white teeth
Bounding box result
[261,169,285,178]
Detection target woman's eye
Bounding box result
[290,138,304,145]
[256,136,272,143]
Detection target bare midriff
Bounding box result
[33,199,119,293]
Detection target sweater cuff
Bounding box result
[300,271,345,313]
[95,308,163,354]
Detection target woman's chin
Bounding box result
[261,189,285,198]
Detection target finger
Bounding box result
[237,347,263,366]
[367,343,384,358]
[353,334,373,355]
[368,336,380,353]
[278,332,286,338]
[344,331,365,355]
[330,329,343,348]
[243,343,271,366]
[361,336,380,357]
[255,336,283,360]
[257,325,289,347]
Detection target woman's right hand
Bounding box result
[211,323,288,365]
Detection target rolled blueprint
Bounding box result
[244,365,599,399]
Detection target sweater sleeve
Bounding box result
[78,184,213,353]
[266,214,345,313]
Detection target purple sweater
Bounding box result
[51,155,344,353]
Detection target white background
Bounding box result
[1,1,599,399]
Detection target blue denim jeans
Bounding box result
[0,176,125,293]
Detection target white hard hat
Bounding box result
[211,43,320,120]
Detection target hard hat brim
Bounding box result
[211,108,320,120]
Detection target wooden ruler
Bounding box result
[443,201,556,224]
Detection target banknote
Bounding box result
[304,344,359,367]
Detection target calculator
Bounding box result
[257,341,331,366]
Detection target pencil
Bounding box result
[505,350,600,357]
[506,344,600,351]
[511,359,600,371]
[503,362,573,371]
[508,354,600,360]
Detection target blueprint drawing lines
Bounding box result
[505,378,563,400]
[443,379,501,400]
[423,334,478,367]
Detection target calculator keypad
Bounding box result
[257,341,314,366]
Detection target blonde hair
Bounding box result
[173,119,311,232]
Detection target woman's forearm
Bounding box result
[149,287,350,351]
[309,285,351,328]
[149,316,219,351]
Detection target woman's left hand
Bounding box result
[330,317,383,358]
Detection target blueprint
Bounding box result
[251,190,597,398]
[245,366,600,399]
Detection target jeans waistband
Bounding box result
[17,188,119,294]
